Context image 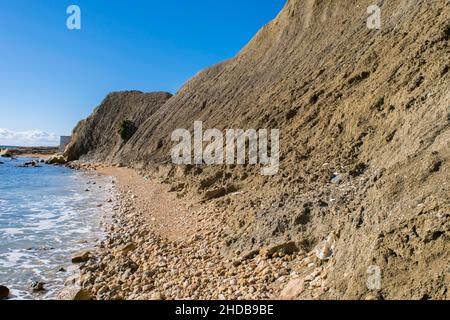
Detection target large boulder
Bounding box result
[71,251,91,263]
[0,149,12,158]
[20,161,40,168]
[0,285,10,299]
[279,278,304,300]
[30,281,46,292]
[58,288,92,300]
[46,154,68,165]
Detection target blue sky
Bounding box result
[0,0,286,146]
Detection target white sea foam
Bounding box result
[0,159,113,300]
[1,228,24,236]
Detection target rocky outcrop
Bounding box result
[65,91,172,162]
[46,154,68,165]
[71,251,91,264]
[66,0,450,299]
[58,288,91,300]
[30,281,46,292]
[0,149,12,158]
[1,147,58,157]
[0,285,9,299]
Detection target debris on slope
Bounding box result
[65,91,172,162]
[66,0,450,299]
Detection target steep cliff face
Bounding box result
[65,91,172,162]
[67,0,449,299]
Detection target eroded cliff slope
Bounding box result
[65,91,172,162]
[66,0,449,299]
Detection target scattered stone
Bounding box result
[203,187,227,200]
[46,154,68,165]
[23,161,38,167]
[0,285,10,299]
[0,149,12,158]
[72,251,91,263]
[240,249,260,260]
[260,241,299,257]
[58,288,92,300]
[365,292,382,300]
[232,259,242,267]
[330,173,342,184]
[150,292,165,300]
[280,278,304,299]
[71,165,337,301]
[118,242,136,254]
[429,159,442,173]
[30,281,46,292]
[64,275,80,286]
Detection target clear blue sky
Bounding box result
[0,0,286,146]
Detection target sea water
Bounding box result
[0,157,112,299]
